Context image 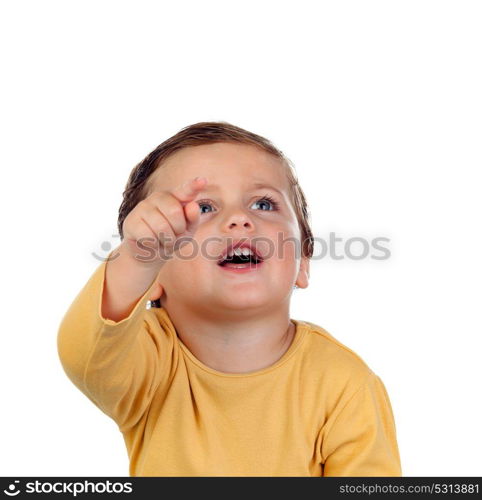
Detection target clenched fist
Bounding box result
[120,176,207,300]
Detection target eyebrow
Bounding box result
[199,182,284,197]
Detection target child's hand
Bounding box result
[121,176,208,271]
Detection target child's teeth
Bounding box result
[224,246,256,259]
[231,247,253,257]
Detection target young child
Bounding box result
[57,121,402,477]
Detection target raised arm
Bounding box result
[102,175,208,321]
[57,176,208,431]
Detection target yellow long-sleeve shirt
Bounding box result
[57,258,402,477]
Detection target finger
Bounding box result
[123,210,158,247]
[141,207,177,248]
[170,176,207,205]
[123,216,159,262]
[183,200,201,231]
[146,194,187,236]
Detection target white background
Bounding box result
[1,0,481,477]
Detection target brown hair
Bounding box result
[118,121,314,261]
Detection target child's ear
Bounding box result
[295,257,310,289]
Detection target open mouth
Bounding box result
[217,244,264,269]
[218,253,263,267]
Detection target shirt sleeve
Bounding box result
[56,252,169,433]
[321,371,402,476]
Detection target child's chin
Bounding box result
[216,293,270,310]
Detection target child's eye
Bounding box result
[197,194,280,214]
[198,201,214,214]
[250,195,279,211]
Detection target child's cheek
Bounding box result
[176,236,219,264]
[273,229,302,262]
[177,239,198,261]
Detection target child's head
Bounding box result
[118,121,313,314]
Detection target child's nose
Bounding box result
[222,208,255,230]
[229,220,252,229]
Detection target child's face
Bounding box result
[148,142,309,315]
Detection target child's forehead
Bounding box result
[149,144,289,192]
